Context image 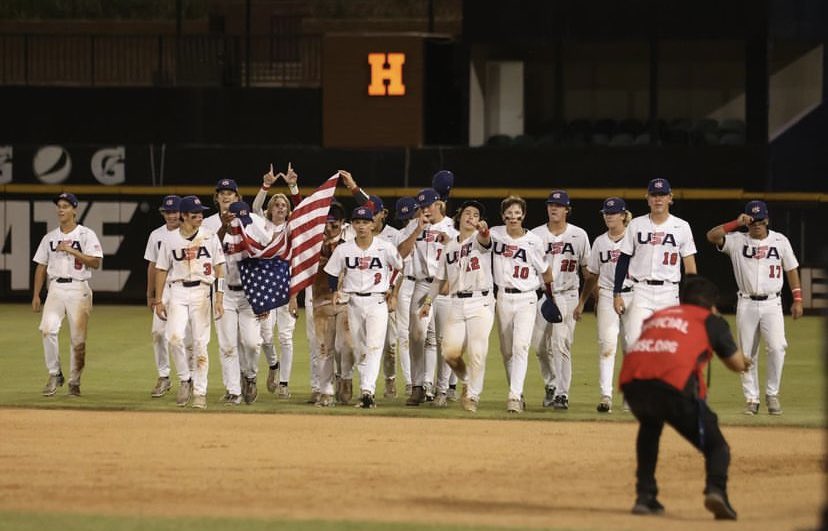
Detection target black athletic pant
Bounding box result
[622,379,730,499]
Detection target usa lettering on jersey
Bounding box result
[637,231,677,246]
[544,241,576,255]
[416,229,442,243]
[172,246,212,261]
[493,241,528,262]
[598,249,621,264]
[741,245,781,260]
[49,240,82,252]
[345,256,383,270]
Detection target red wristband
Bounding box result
[792,288,802,301]
[722,219,741,233]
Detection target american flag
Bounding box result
[238,257,290,314]
[232,172,340,306]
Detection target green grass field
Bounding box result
[0,303,823,427]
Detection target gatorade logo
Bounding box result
[0,146,11,184]
[90,146,126,185]
[368,53,406,96]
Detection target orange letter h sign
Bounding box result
[368,53,406,96]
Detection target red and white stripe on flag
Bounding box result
[287,172,340,296]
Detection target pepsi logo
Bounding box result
[34,145,72,184]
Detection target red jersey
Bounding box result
[619,304,734,400]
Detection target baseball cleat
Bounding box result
[338,379,353,405]
[433,392,448,407]
[357,392,376,409]
[404,384,413,397]
[151,376,171,398]
[704,490,737,520]
[306,390,320,404]
[192,394,207,409]
[743,401,760,415]
[461,396,478,413]
[405,386,425,406]
[543,386,556,407]
[244,378,258,404]
[766,395,783,415]
[42,373,65,397]
[176,379,192,407]
[224,394,242,406]
[67,383,81,397]
[552,395,569,410]
[424,383,435,402]
[506,398,522,413]
[316,394,335,407]
[276,384,291,399]
[447,385,458,402]
[622,399,631,412]
[631,497,665,515]
[266,364,280,393]
[597,396,612,413]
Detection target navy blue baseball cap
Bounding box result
[159,195,182,212]
[352,205,374,221]
[54,192,78,208]
[229,201,253,226]
[180,195,209,213]
[432,170,454,200]
[541,296,563,324]
[395,197,417,220]
[459,200,486,218]
[545,190,570,206]
[215,178,238,192]
[367,195,384,215]
[327,201,345,222]
[745,200,768,221]
[601,197,626,214]
[647,178,671,195]
[416,188,441,208]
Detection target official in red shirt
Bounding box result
[620,276,750,520]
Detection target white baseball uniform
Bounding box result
[399,216,458,391]
[145,224,193,380]
[530,223,590,400]
[490,225,550,401]
[394,219,418,389]
[587,230,634,399]
[203,213,270,396]
[33,224,104,387]
[324,237,403,396]
[377,224,400,388]
[434,233,495,401]
[718,229,799,402]
[619,214,697,346]
[155,227,225,397]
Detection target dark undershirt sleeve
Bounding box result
[705,314,738,359]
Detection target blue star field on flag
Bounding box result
[238,257,291,314]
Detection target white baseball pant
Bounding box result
[305,288,320,393]
[165,283,212,395]
[382,309,398,381]
[532,289,578,397]
[395,277,414,386]
[312,302,349,396]
[151,286,194,378]
[260,304,296,382]
[623,282,680,347]
[39,280,92,386]
[737,296,787,402]
[408,280,437,387]
[440,293,495,400]
[217,289,260,391]
[347,293,389,395]
[596,289,633,398]
[496,290,538,401]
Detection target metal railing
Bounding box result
[0,33,321,87]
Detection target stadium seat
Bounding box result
[512,134,535,146]
[486,134,512,146]
[634,132,651,145]
[609,133,634,146]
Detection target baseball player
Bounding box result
[490,195,555,413]
[706,200,803,415]
[393,197,418,397]
[531,190,591,410]
[251,166,302,398]
[620,276,750,520]
[613,178,698,347]
[574,197,634,413]
[203,177,270,405]
[365,195,402,398]
[144,195,195,398]
[154,195,226,409]
[308,201,353,406]
[33,192,103,397]
[418,200,493,412]
[397,187,459,406]
[325,205,404,408]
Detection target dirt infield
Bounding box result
[0,408,821,530]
